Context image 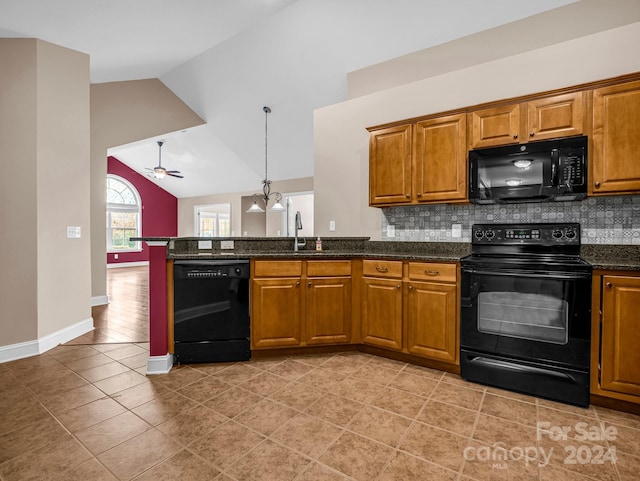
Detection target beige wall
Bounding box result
[0,39,39,345]
[314,22,640,240]
[90,79,204,301]
[178,176,313,237]
[0,39,91,346]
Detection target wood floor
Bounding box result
[66,266,149,345]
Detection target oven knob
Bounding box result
[474,230,484,240]
[565,229,576,239]
[552,229,563,239]
[484,230,495,240]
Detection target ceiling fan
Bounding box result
[145,140,183,179]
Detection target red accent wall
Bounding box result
[107,156,177,264]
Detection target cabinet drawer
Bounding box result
[363,259,403,278]
[253,260,303,277]
[408,262,456,283]
[307,260,352,277]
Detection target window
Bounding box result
[106,175,141,251]
[195,203,231,237]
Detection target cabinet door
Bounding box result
[361,277,403,350]
[469,104,520,149]
[413,114,467,202]
[592,80,640,194]
[369,124,412,205]
[306,277,351,345]
[527,92,584,141]
[406,281,458,363]
[600,276,640,397]
[251,278,302,348]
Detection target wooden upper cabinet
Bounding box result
[468,103,520,149]
[527,92,584,141]
[413,114,467,203]
[469,92,584,149]
[369,124,412,205]
[600,275,640,398]
[591,80,640,195]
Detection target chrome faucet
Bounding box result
[294,211,306,252]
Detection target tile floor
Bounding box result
[1,344,639,481]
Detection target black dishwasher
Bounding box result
[173,259,250,364]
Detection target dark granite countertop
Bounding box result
[135,237,640,271]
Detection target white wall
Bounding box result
[314,22,640,240]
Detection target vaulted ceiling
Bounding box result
[1,0,589,197]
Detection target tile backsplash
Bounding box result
[381,196,640,244]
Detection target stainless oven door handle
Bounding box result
[469,356,578,383]
[462,268,591,280]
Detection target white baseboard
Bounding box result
[91,295,109,306]
[107,261,149,269]
[0,317,94,363]
[146,353,174,375]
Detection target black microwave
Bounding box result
[468,136,587,204]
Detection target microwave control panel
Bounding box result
[558,147,586,186]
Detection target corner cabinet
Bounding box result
[592,273,640,404]
[405,262,458,363]
[591,80,640,195]
[468,92,586,149]
[368,113,467,206]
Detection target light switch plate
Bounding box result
[220,240,234,250]
[386,225,395,238]
[452,224,462,238]
[66,226,81,238]
[198,240,212,249]
[329,220,336,232]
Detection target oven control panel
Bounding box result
[472,223,580,245]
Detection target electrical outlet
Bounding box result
[329,220,336,232]
[220,240,234,250]
[386,225,395,238]
[198,240,212,249]
[452,224,462,238]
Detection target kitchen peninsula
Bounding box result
[137,236,640,413]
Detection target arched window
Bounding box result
[106,175,141,251]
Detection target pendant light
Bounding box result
[246,106,285,213]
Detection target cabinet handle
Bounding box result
[417,192,422,197]
[376,266,389,273]
[424,270,439,276]
[529,131,535,137]
[409,285,413,290]
[595,182,601,188]
[296,281,300,286]
[405,194,410,198]
[513,133,518,139]
[308,282,312,287]
[397,285,401,289]
[606,282,612,288]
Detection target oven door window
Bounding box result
[478,291,568,344]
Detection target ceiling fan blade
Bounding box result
[166,170,181,174]
[167,173,184,178]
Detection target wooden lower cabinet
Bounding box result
[405,281,457,363]
[306,277,352,345]
[594,274,640,401]
[251,277,302,348]
[251,259,352,349]
[361,277,403,350]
